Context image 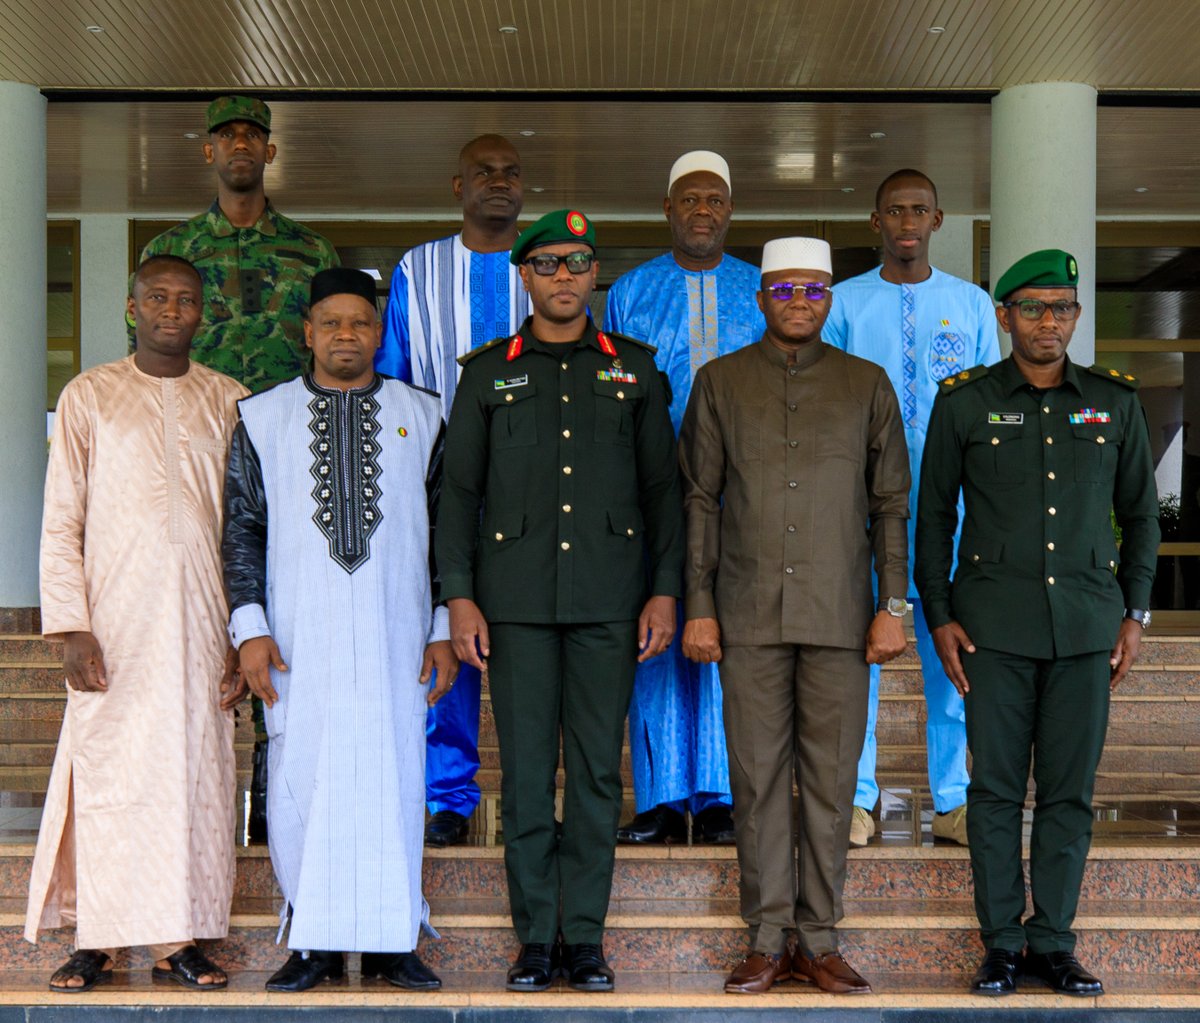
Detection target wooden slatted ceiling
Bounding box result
[2,0,1200,91]
[42,99,1197,215]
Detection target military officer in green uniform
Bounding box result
[137,95,340,392]
[436,209,684,993]
[915,249,1159,998]
[139,96,340,842]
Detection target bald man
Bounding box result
[376,134,532,846]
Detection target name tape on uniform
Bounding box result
[987,412,1024,425]
[494,374,529,390]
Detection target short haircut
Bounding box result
[875,169,939,211]
[131,254,202,294]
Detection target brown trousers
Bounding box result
[721,643,868,956]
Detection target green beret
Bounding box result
[206,95,271,134]
[994,248,1078,301]
[510,209,596,265]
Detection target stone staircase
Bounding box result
[1,616,1199,1017]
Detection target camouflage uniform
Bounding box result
[136,200,339,392]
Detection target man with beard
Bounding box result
[916,250,1158,997]
[438,210,683,992]
[602,151,763,847]
[376,134,532,847]
[680,238,910,995]
[823,169,999,849]
[141,95,340,841]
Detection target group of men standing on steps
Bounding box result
[24,94,1159,1002]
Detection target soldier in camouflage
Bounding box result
[139,96,339,842]
[136,95,340,392]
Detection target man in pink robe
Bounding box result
[26,255,248,992]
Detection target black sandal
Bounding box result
[151,944,228,990]
[49,949,113,993]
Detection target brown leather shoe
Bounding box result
[724,951,790,994]
[792,950,872,994]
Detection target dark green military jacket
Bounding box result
[137,200,339,393]
[437,317,684,624]
[915,356,1159,659]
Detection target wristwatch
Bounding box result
[1124,608,1152,629]
[877,597,910,619]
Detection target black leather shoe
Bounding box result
[506,943,553,992]
[970,948,1022,996]
[425,810,469,847]
[563,942,614,992]
[616,806,686,844]
[361,952,442,990]
[1024,951,1104,996]
[691,804,736,844]
[265,951,345,992]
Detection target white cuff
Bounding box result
[229,602,271,649]
[427,604,450,644]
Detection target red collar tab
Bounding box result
[597,332,617,357]
[506,335,524,361]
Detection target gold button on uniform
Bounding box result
[505,394,513,403]
[561,362,568,370]
[1049,507,1056,515]
[561,394,570,403]
[991,437,1000,446]
[1048,542,1055,550]
[1048,576,1055,585]
[561,542,570,551]
[972,554,980,562]
[495,532,504,541]
[562,504,571,513]
[617,390,625,399]
[1097,436,1106,444]
[563,429,571,438]
[1048,471,1056,480]
[1046,436,1054,445]
[1043,406,1051,413]
[626,528,634,536]
[563,466,572,475]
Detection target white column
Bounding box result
[79,215,132,370]
[0,82,46,607]
[991,82,1097,362]
[932,214,977,287]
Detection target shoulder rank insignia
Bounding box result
[1088,364,1139,389]
[506,335,525,361]
[597,331,618,357]
[603,330,658,356]
[457,335,509,367]
[939,363,989,390]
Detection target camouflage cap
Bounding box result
[994,248,1078,301]
[510,209,595,265]
[206,95,271,134]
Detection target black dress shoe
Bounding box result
[970,948,1022,996]
[506,943,553,992]
[361,951,442,990]
[616,806,686,844]
[1024,951,1104,996]
[265,950,345,992]
[563,942,614,992]
[691,804,736,844]
[425,810,469,847]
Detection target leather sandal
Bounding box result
[49,949,113,993]
[151,944,228,990]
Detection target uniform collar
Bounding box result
[517,316,609,356]
[995,354,1083,396]
[205,197,279,239]
[756,333,827,370]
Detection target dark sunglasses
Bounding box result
[524,251,595,276]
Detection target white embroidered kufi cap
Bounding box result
[761,237,832,276]
[667,150,732,194]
